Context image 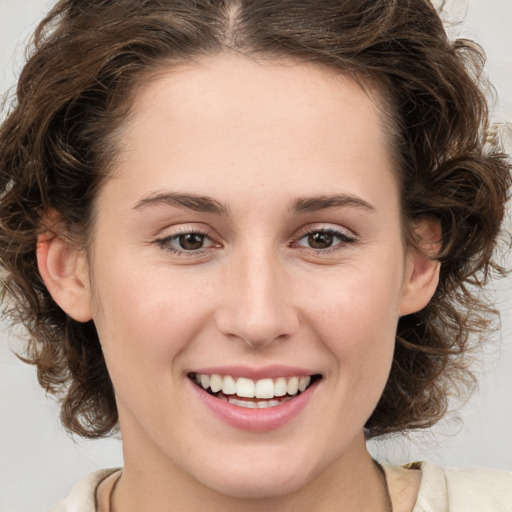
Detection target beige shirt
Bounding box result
[48,461,512,512]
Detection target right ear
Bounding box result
[37,229,93,323]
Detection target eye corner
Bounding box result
[290,225,358,255]
[153,226,222,257]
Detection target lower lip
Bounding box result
[190,379,319,432]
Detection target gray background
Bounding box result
[0,1,511,511]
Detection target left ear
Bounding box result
[399,218,441,316]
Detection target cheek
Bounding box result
[90,259,214,384]
[305,262,402,333]
[301,261,402,381]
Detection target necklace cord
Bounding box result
[374,459,393,512]
[107,471,122,512]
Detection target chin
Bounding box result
[191,449,324,500]
[204,470,313,500]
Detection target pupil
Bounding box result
[179,233,204,250]
[308,232,333,249]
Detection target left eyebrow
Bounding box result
[133,192,230,215]
[291,194,375,214]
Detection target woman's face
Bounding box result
[78,54,432,498]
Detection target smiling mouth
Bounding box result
[189,373,322,409]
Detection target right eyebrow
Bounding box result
[133,191,230,216]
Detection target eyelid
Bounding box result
[154,224,221,255]
[294,223,357,240]
[152,222,357,258]
[290,224,358,253]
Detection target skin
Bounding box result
[38,53,439,512]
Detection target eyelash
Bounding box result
[154,227,357,256]
[155,228,217,256]
[291,227,357,254]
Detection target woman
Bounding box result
[0,0,511,510]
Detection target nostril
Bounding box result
[214,278,300,348]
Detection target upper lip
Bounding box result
[189,365,319,380]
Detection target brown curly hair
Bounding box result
[0,0,510,439]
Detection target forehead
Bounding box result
[123,53,392,151]
[106,53,399,214]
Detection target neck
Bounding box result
[113,429,391,512]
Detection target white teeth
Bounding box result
[236,377,255,398]
[200,374,210,389]
[287,376,299,395]
[210,374,222,393]
[228,397,292,409]
[229,398,258,408]
[299,376,311,392]
[274,377,287,397]
[221,375,236,395]
[194,373,315,401]
[255,378,274,399]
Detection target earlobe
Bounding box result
[37,231,93,322]
[399,219,441,316]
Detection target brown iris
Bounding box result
[307,231,334,249]
[178,233,205,250]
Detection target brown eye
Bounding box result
[178,233,206,250]
[156,229,219,255]
[307,231,334,249]
[294,228,356,253]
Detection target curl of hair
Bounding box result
[0,0,510,438]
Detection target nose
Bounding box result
[215,248,299,348]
